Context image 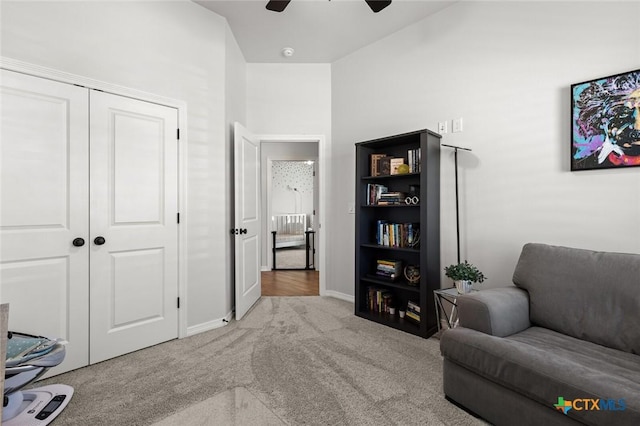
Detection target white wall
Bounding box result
[246,64,330,270]
[246,63,331,136]
[225,24,247,318]
[1,0,235,330]
[331,1,640,295]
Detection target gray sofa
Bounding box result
[440,243,640,426]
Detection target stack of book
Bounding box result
[407,148,421,173]
[367,287,394,314]
[375,259,402,281]
[406,300,421,323]
[375,221,419,248]
[377,192,406,205]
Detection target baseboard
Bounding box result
[324,290,354,303]
[186,310,233,337]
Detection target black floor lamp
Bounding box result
[442,144,472,264]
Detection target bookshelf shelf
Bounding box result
[362,275,420,293]
[361,172,420,180]
[355,129,441,339]
[360,243,420,253]
[357,311,421,334]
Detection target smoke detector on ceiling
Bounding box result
[281,47,295,58]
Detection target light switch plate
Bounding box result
[453,118,463,133]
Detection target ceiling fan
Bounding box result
[266,1,392,13]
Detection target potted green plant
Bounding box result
[444,260,486,294]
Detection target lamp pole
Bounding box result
[442,144,472,265]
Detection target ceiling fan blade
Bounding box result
[365,0,392,13]
[266,0,291,12]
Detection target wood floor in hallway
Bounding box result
[261,270,319,296]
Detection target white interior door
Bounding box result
[89,91,179,364]
[0,69,89,374]
[234,122,261,320]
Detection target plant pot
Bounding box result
[455,280,473,294]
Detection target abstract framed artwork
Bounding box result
[571,69,640,171]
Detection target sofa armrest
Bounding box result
[457,287,530,337]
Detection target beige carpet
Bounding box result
[38,297,485,425]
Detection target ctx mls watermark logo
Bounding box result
[554,397,626,415]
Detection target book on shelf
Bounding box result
[406,299,421,323]
[378,157,392,176]
[407,300,421,313]
[376,259,402,281]
[370,153,387,177]
[390,158,405,175]
[367,287,394,314]
[407,148,422,173]
[405,310,420,323]
[375,221,419,248]
[377,191,407,205]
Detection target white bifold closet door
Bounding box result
[0,69,90,373]
[88,91,179,364]
[0,70,179,374]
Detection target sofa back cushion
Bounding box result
[513,243,640,354]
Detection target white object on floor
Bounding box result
[3,384,74,426]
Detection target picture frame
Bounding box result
[571,69,640,171]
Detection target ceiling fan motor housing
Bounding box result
[266,0,392,13]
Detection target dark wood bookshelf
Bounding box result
[355,129,441,339]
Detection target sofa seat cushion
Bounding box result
[441,326,640,426]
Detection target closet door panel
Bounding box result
[89,91,178,364]
[0,69,89,374]
[112,112,163,224]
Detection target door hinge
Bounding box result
[177,213,180,224]
[177,128,180,140]
[177,297,180,309]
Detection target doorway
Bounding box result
[259,138,324,297]
[270,160,316,270]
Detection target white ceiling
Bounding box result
[194,0,456,63]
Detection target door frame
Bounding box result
[0,57,189,339]
[258,134,327,296]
